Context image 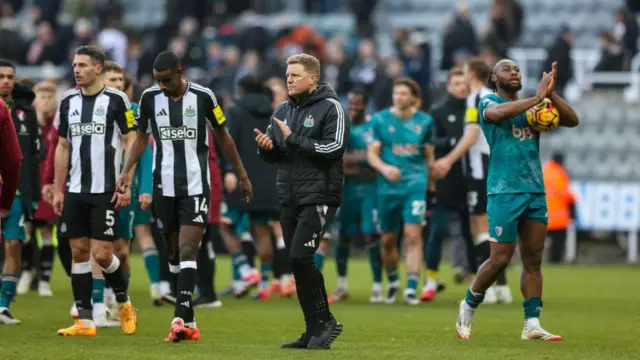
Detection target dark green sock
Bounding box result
[523,296,543,319]
[465,288,485,309]
[92,277,106,304]
[387,267,399,283]
[367,241,382,283]
[335,242,350,277]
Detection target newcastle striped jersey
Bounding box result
[465,87,492,180]
[136,82,226,197]
[56,86,135,194]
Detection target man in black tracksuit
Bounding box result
[421,68,477,301]
[255,54,348,350]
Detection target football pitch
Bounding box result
[1,256,639,360]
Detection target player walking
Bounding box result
[455,60,578,340]
[53,46,137,336]
[331,88,383,303]
[367,77,435,305]
[118,51,252,342]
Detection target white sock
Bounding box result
[280,274,292,285]
[372,282,382,292]
[462,301,475,312]
[404,288,416,295]
[389,280,400,288]
[426,277,438,291]
[239,264,253,279]
[525,317,540,328]
[0,307,7,313]
[337,277,348,289]
[276,238,285,249]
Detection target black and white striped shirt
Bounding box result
[136,82,225,197]
[56,86,134,194]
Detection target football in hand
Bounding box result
[526,98,560,132]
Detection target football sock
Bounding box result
[0,274,18,308]
[56,236,72,277]
[232,251,253,279]
[22,240,34,271]
[175,261,198,323]
[386,267,399,284]
[313,250,325,271]
[91,276,106,304]
[142,248,162,284]
[335,241,349,278]
[523,296,543,320]
[425,269,438,290]
[39,241,55,283]
[496,268,508,285]
[260,263,272,290]
[196,243,216,298]
[406,272,419,292]
[241,237,256,268]
[465,288,485,309]
[367,239,382,283]
[71,261,93,320]
[168,258,180,295]
[100,256,129,304]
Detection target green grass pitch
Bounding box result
[1,256,639,360]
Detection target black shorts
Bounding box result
[467,178,487,215]
[153,193,208,234]
[59,193,118,241]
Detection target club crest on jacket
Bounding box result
[303,114,315,128]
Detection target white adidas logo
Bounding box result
[193,215,204,223]
[304,239,316,248]
[181,301,190,307]
[104,228,114,236]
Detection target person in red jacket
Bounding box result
[193,126,223,307]
[0,96,23,324]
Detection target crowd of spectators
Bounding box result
[0,0,638,109]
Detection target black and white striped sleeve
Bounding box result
[284,98,349,161]
[107,88,134,134]
[136,87,155,134]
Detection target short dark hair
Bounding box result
[238,74,269,95]
[103,60,123,74]
[75,46,106,66]
[348,87,369,105]
[153,51,181,72]
[0,59,16,71]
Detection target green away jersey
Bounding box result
[370,108,434,195]
[478,93,545,195]
[344,121,376,197]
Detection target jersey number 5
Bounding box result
[194,197,209,214]
[411,200,426,216]
[105,210,115,227]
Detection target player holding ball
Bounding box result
[455,60,579,341]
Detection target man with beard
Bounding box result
[453,60,578,341]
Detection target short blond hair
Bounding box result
[34,80,57,95]
[286,53,321,78]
